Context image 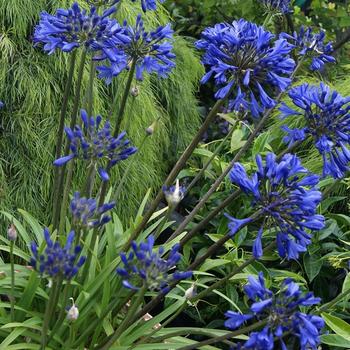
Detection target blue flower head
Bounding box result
[33,2,128,54]
[97,14,175,84]
[281,26,335,71]
[225,273,324,350]
[30,228,86,280]
[258,0,291,14]
[0,101,4,109]
[195,19,295,118]
[53,110,137,181]
[131,0,165,12]
[163,179,186,207]
[281,83,350,179]
[228,153,325,260]
[116,235,192,292]
[70,192,115,228]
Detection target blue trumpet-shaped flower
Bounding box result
[228,153,325,260]
[280,83,350,179]
[70,192,115,228]
[33,2,129,55]
[116,235,192,292]
[259,0,291,14]
[30,229,86,280]
[195,19,295,118]
[163,179,186,207]
[53,110,137,181]
[97,14,175,84]
[131,0,165,12]
[225,273,324,350]
[281,26,335,71]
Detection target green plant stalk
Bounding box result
[113,134,148,201]
[10,241,15,322]
[83,162,97,197]
[87,60,97,116]
[52,51,78,228]
[172,319,268,350]
[53,50,87,230]
[97,286,147,350]
[186,124,236,194]
[122,86,235,252]
[191,242,276,302]
[41,278,63,349]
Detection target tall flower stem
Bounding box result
[53,50,87,230]
[166,60,304,243]
[40,278,63,349]
[52,51,78,228]
[170,319,268,350]
[9,241,15,322]
[186,123,236,194]
[122,87,234,252]
[98,286,146,350]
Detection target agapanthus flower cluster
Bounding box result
[225,273,324,350]
[163,179,185,207]
[131,0,165,12]
[33,2,128,54]
[195,19,295,118]
[116,235,192,292]
[70,192,115,228]
[258,0,291,14]
[30,229,86,280]
[227,153,325,260]
[281,26,335,71]
[53,109,137,181]
[97,14,175,83]
[281,83,350,179]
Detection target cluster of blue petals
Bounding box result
[195,19,295,118]
[281,26,335,71]
[131,0,165,12]
[30,229,86,280]
[227,153,325,260]
[281,83,350,179]
[116,235,192,292]
[97,14,175,84]
[70,192,115,228]
[225,273,324,350]
[259,0,291,14]
[53,109,137,181]
[33,2,129,55]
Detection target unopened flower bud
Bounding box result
[130,86,139,97]
[185,283,197,299]
[67,298,79,321]
[7,224,17,241]
[163,179,185,207]
[146,120,157,136]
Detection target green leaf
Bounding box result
[321,334,350,348]
[200,258,231,272]
[230,129,245,152]
[303,252,323,282]
[321,313,350,341]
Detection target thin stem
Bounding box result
[175,319,268,350]
[97,286,146,350]
[123,88,233,252]
[153,208,172,240]
[52,51,78,228]
[87,60,97,116]
[186,124,235,193]
[10,241,15,322]
[53,50,87,230]
[318,288,350,313]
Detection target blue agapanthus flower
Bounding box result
[258,0,291,14]
[53,110,137,181]
[96,14,175,84]
[195,19,295,118]
[280,83,350,179]
[163,179,186,207]
[30,228,86,280]
[70,192,115,228]
[225,273,324,350]
[131,0,165,12]
[281,26,335,71]
[227,153,325,260]
[33,2,129,54]
[116,235,192,292]
[0,101,4,109]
